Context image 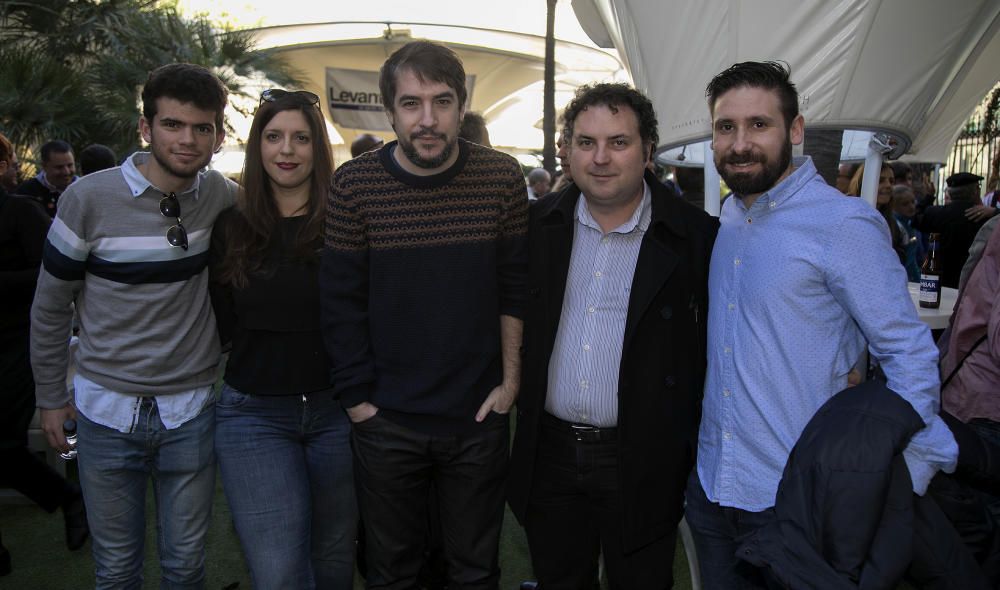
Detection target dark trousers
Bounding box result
[968,419,1000,520]
[0,327,78,512]
[683,471,776,590]
[351,411,509,590]
[524,414,676,590]
[923,419,1000,586]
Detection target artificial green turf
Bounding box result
[0,471,695,589]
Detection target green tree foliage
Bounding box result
[0,0,302,169]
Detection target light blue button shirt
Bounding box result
[545,182,652,427]
[696,157,957,511]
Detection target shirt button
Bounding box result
[723,431,732,440]
[746,218,753,224]
[728,303,735,310]
[769,202,776,209]
[734,258,741,266]
[724,346,731,354]
[601,237,608,244]
[580,379,589,388]
[583,344,591,351]
[595,271,602,278]
[723,388,731,397]
[587,306,596,314]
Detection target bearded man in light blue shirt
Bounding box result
[685,60,959,589]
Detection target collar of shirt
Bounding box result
[729,156,816,216]
[120,152,202,200]
[36,171,76,194]
[575,180,653,235]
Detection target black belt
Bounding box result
[542,412,617,443]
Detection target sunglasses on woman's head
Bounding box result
[259,89,320,107]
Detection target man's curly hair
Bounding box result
[561,83,658,151]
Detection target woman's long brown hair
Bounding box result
[217,93,333,288]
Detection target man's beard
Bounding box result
[398,130,456,170]
[716,139,792,197]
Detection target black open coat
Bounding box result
[507,171,718,553]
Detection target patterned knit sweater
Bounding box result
[321,139,528,433]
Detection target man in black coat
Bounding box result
[0,132,88,573]
[507,83,718,589]
[15,139,76,218]
[918,172,993,288]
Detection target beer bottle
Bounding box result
[60,419,78,460]
[920,232,942,309]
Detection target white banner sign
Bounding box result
[325,67,477,132]
[326,68,390,131]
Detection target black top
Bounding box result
[209,209,331,396]
[15,177,60,218]
[0,188,51,332]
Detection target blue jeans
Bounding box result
[684,471,777,590]
[215,384,357,590]
[77,398,216,590]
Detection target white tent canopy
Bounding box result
[248,21,625,154]
[573,0,1000,165]
[191,0,630,172]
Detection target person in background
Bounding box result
[939,216,1000,523]
[687,60,956,589]
[16,139,76,217]
[209,88,356,589]
[321,40,527,589]
[350,134,384,159]
[550,131,573,194]
[525,167,550,202]
[891,161,914,188]
[459,112,492,147]
[959,176,999,224]
[30,63,237,588]
[918,172,991,289]
[0,131,88,576]
[674,165,706,209]
[78,145,117,176]
[847,161,907,264]
[836,162,859,194]
[892,183,923,282]
[0,147,20,192]
[980,173,999,211]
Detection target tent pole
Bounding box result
[861,133,893,208]
[704,142,722,217]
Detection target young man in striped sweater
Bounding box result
[322,40,528,588]
[31,63,237,588]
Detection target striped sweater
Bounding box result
[31,153,237,409]
[321,139,528,433]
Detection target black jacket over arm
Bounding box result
[738,381,990,590]
[507,170,718,553]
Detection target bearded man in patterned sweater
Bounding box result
[320,40,528,589]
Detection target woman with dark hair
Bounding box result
[847,162,907,264]
[209,89,355,589]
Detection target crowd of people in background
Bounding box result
[1,40,1000,590]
